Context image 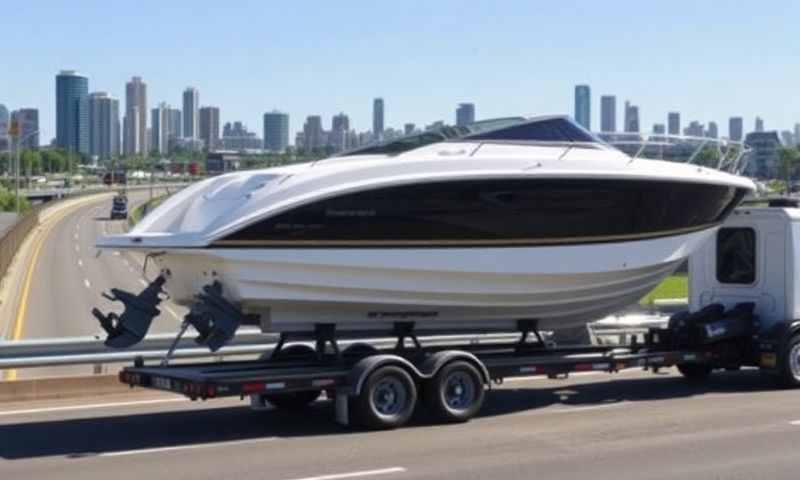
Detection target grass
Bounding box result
[128,195,167,227]
[639,273,688,305]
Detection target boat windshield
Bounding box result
[340,116,599,157]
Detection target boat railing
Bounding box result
[595,132,751,175]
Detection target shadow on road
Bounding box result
[0,370,780,460]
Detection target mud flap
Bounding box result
[92,275,166,348]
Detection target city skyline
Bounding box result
[3,1,800,144]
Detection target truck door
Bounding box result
[694,217,786,328]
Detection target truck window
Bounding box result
[716,227,756,284]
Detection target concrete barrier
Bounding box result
[0,374,137,403]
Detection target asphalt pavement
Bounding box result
[0,368,798,479]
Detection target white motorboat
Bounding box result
[95,116,754,348]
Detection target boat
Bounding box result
[94,116,755,349]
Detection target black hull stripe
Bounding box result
[209,222,719,249]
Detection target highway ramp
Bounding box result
[1,190,187,378]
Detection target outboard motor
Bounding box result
[184,281,254,352]
[92,275,167,348]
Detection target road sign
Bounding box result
[8,119,19,138]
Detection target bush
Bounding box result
[0,186,31,213]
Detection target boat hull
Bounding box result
[152,227,712,332]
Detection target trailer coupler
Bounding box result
[92,275,166,348]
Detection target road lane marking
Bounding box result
[77,259,83,267]
[84,278,92,289]
[139,279,149,287]
[98,437,279,457]
[0,398,188,417]
[790,420,800,426]
[75,244,80,253]
[282,467,406,480]
[8,197,111,379]
[74,232,79,241]
[164,305,180,320]
[517,401,629,417]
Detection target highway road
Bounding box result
[1,189,187,378]
[1,369,799,479]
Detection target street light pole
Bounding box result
[14,129,40,215]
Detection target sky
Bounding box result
[2,0,800,143]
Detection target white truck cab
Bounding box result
[689,205,800,330]
[684,200,800,382]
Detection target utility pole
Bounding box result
[9,118,20,214]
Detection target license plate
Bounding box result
[152,376,172,390]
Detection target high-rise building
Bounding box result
[729,117,743,141]
[404,123,416,136]
[56,70,89,155]
[182,87,199,139]
[262,110,289,152]
[124,76,147,155]
[755,116,764,132]
[221,121,262,150]
[88,92,119,160]
[684,121,704,137]
[573,85,590,130]
[304,115,325,151]
[600,95,616,132]
[0,104,8,151]
[706,121,718,139]
[372,98,384,138]
[199,106,221,151]
[12,109,40,150]
[623,101,639,133]
[781,130,795,146]
[150,103,170,155]
[667,112,680,135]
[745,131,781,178]
[456,103,476,127]
[167,108,181,141]
[330,112,350,152]
[794,123,800,147]
[653,123,666,134]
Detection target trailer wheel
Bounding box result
[778,335,800,388]
[261,344,322,410]
[677,363,712,383]
[423,360,485,423]
[355,365,417,429]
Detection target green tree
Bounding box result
[780,147,800,194]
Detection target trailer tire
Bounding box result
[354,365,417,430]
[778,335,800,388]
[261,344,322,410]
[423,360,485,423]
[677,363,712,383]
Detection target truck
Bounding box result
[118,200,800,430]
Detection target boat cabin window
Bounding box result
[716,227,756,284]
[218,179,746,246]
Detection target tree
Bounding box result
[780,147,800,194]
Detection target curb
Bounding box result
[0,374,135,403]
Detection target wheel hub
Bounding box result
[444,371,475,410]
[373,377,407,416]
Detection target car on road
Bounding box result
[110,194,128,220]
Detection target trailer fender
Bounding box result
[418,350,491,388]
[348,354,424,397]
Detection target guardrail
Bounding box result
[0,323,667,372]
[0,331,524,370]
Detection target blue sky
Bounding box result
[3,0,799,142]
